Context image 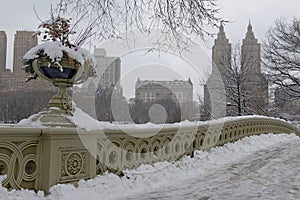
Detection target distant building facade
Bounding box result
[241,23,268,115]
[0,31,7,72]
[0,70,12,93]
[204,23,268,119]
[0,31,10,92]
[13,31,37,74]
[73,48,128,122]
[79,48,122,94]
[135,79,193,103]
[12,31,38,90]
[10,31,53,91]
[134,79,194,122]
[95,48,121,92]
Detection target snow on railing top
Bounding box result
[13,106,295,133]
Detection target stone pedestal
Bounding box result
[37,127,97,194]
[17,55,98,193]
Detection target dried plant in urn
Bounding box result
[22,6,96,114]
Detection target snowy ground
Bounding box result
[1,133,300,200]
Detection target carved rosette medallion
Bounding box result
[66,153,83,176]
[60,149,88,182]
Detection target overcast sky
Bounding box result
[1,0,299,65]
[0,0,299,98]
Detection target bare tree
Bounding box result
[263,18,300,100]
[205,44,246,116]
[53,0,222,51]
[222,44,245,116]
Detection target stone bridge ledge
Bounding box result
[0,116,299,193]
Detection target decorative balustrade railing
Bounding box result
[0,116,299,193]
[0,127,40,190]
[95,117,299,174]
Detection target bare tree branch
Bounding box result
[52,0,223,51]
[263,18,300,98]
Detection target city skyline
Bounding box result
[0,22,282,101]
[0,1,300,100]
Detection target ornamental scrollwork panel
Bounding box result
[0,141,39,190]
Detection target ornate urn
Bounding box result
[31,56,83,114]
[22,15,96,126]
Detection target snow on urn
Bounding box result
[23,16,96,115]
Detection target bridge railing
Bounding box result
[95,116,299,174]
[0,116,298,193]
[0,127,40,190]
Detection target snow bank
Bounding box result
[0,133,299,200]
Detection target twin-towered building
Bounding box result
[204,23,269,118]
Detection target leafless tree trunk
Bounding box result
[221,44,245,116]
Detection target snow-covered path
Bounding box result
[1,133,300,200]
[122,139,300,200]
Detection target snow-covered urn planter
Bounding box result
[23,16,96,115]
[10,15,99,194]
